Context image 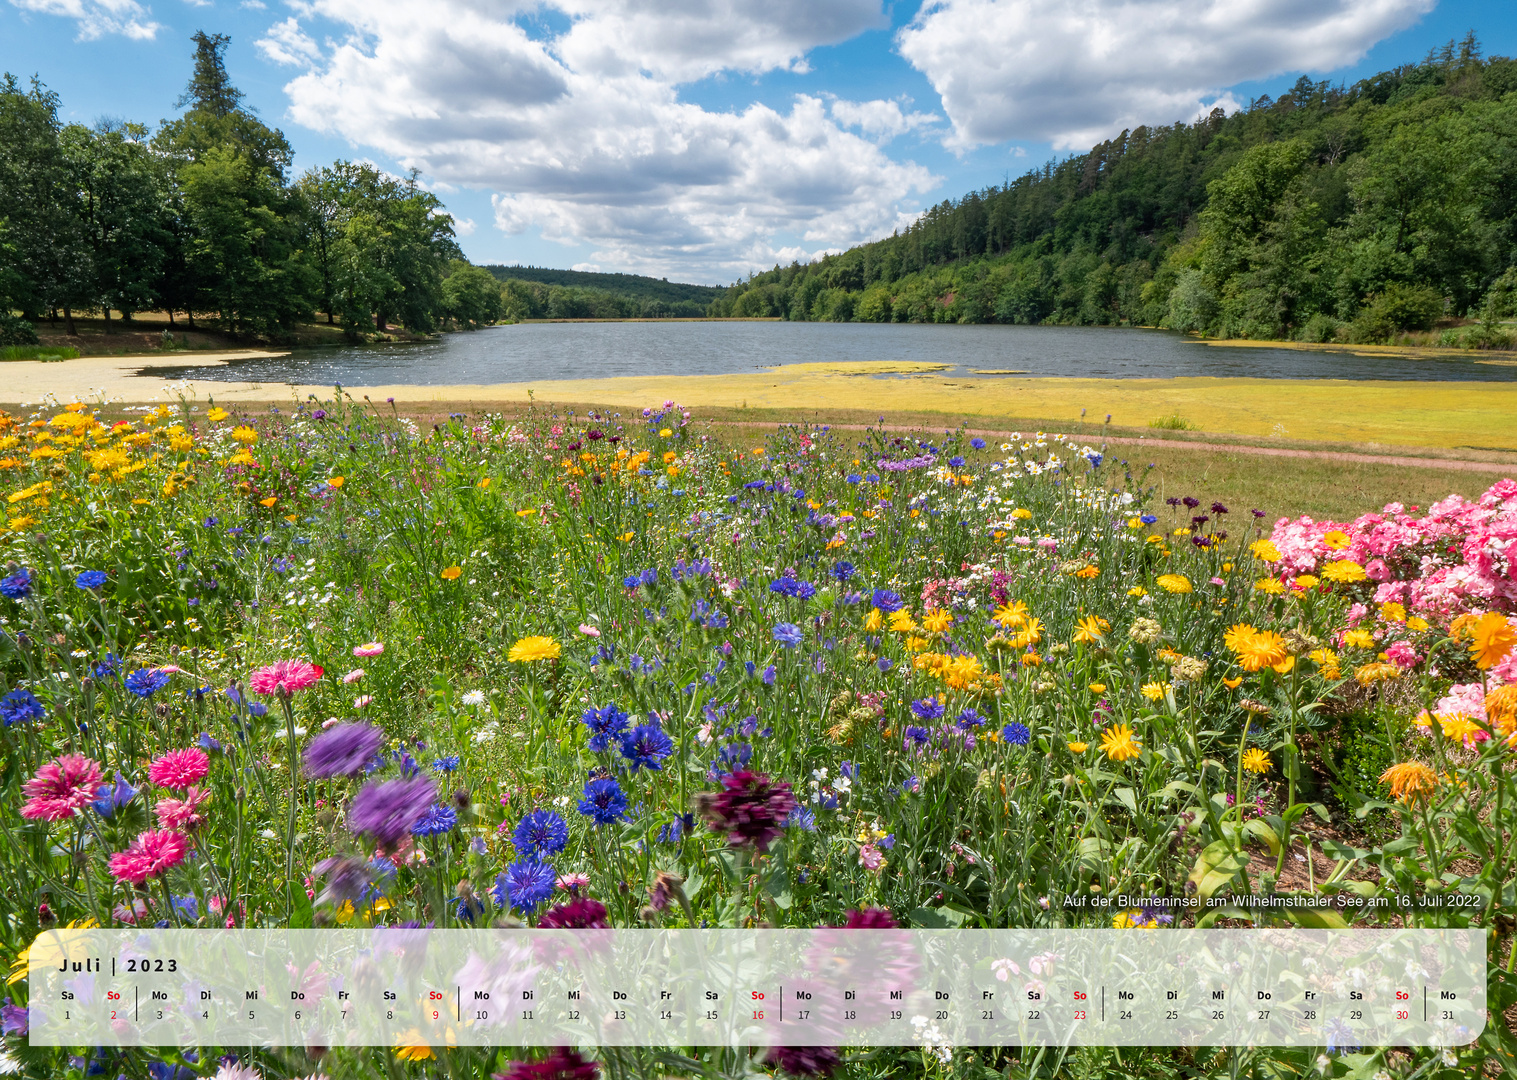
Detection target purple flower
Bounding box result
[1,997,28,1037]
[312,855,373,907]
[772,622,804,648]
[910,697,944,721]
[347,776,437,847]
[955,708,985,729]
[577,777,627,825]
[493,1047,601,1080]
[695,770,797,852]
[304,722,384,779]
[618,722,674,771]
[493,858,556,913]
[764,1046,840,1077]
[513,809,569,856]
[903,725,930,746]
[581,704,630,753]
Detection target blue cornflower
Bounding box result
[582,703,631,752]
[622,575,640,589]
[910,697,945,721]
[785,805,817,831]
[410,803,458,837]
[1140,514,1157,525]
[74,570,108,590]
[877,657,893,672]
[492,858,556,914]
[1,688,44,726]
[1085,453,1103,468]
[948,455,965,468]
[794,581,817,599]
[456,895,486,922]
[772,622,804,648]
[0,568,33,600]
[430,756,461,773]
[619,722,674,771]
[845,473,861,484]
[513,809,569,856]
[92,771,137,817]
[903,725,931,746]
[970,437,986,449]
[198,733,223,753]
[123,668,171,699]
[762,664,777,685]
[871,589,903,613]
[769,577,799,597]
[955,708,986,729]
[832,561,855,581]
[577,776,628,825]
[171,895,198,920]
[1001,722,1032,747]
[91,652,121,678]
[658,812,695,843]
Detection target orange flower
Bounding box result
[1379,761,1437,805]
[440,566,462,581]
[1072,615,1109,644]
[1468,612,1517,670]
[1235,630,1289,673]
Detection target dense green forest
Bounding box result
[485,264,717,318]
[0,32,506,345]
[709,35,1517,346]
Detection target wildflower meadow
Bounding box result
[0,394,1514,1080]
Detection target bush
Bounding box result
[1148,413,1199,431]
[1350,282,1444,342]
[0,313,39,346]
[1164,269,1217,333]
[1297,312,1342,343]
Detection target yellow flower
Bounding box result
[1341,629,1376,649]
[1294,574,1320,589]
[1223,623,1258,652]
[1010,617,1043,649]
[1354,662,1401,686]
[393,1031,436,1062]
[479,477,491,488]
[1074,565,1100,579]
[327,475,344,489]
[1242,748,1271,774]
[922,609,954,633]
[1019,652,1042,667]
[1468,611,1517,670]
[1236,630,1289,673]
[440,565,462,581]
[1072,615,1109,645]
[1406,616,1430,632]
[508,636,561,662]
[1099,723,1141,762]
[1088,682,1106,694]
[1127,586,1147,598]
[1379,602,1406,623]
[1011,508,1032,520]
[1323,530,1351,550]
[1249,539,1281,562]
[1222,676,1243,689]
[992,600,1028,627]
[888,609,917,634]
[1156,574,1192,594]
[861,607,885,632]
[1140,682,1169,700]
[1321,560,1367,583]
[616,530,633,542]
[230,425,258,445]
[259,496,278,507]
[1254,577,1284,595]
[1380,761,1437,805]
[1309,648,1341,680]
[1067,741,1088,753]
[659,428,673,437]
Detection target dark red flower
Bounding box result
[841,907,897,929]
[536,898,610,929]
[493,1047,599,1080]
[695,770,796,852]
[765,1045,841,1076]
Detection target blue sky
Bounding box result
[4,0,1513,284]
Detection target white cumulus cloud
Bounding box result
[268,0,933,279]
[256,16,321,68]
[896,0,1437,150]
[11,0,160,39]
[830,97,937,141]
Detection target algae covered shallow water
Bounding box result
[155,321,1517,386]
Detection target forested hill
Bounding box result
[484,265,719,306]
[709,36,1517,347]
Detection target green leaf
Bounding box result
[1281,906,1349,929]
[1113,786,1138,813]
[909,905,968,929]
[1243,818,1281,855]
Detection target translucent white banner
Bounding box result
[27,928,1485,1047]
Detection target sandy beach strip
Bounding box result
[3,352,1516,453]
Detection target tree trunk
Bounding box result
[48,307,58,327]
[375,311,386,331]
[103,306,112,333]
[64,306,76,336]
[326,310,334,325]
[168,310,176,327]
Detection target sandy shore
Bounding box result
[3,352,1516,452]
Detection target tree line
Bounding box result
[0,32,508,345]
[709,34,1517,346]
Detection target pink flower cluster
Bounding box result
[1270,480,1517,618]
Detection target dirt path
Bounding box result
[707,420,1516,474]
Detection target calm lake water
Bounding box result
[154,321,1517,385]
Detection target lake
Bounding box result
[155,321,1517,385]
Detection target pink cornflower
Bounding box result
[148,748,210,790]
[353,695,373,709]
[577,624,600,637]
[353,642,384,658]
[21,754,104,822]
[342,668,364,684]
[108,829,188,885]
[249,659,324,697]
[556,872,590,894]
[859,842,885,872]
[154,786,211,831]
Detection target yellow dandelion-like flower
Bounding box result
[922,609,954,633]
[1099,723,1141,762]
[993,600,1028,627]
[1353,662,1400,686]
[508,636,561,663]
[1241,748,1271,774]
[1011,617,1043,649]
[1127,586,1147,597]
[230,425,258,445]
[1223,623,1258,652]
[887,609,917,634]
[863,608,883,632]
[1156,574,1191,594]
[1249,539,1281,562]
[1294,574,1320,589]
[1141,682,1169,700]
[1469,611,1517,670]
[328,475,345,489]
[393,1032,436,1062]
[1067,741,1088,753]
[1341,629,1376,649]
[1011,507,1032,520]
[1406,616,1430,632]
[1379,761,1437,805]
[1236,630,1289,673]
[1379,602,1406,623]
[1072,615,1109,645]
[1088,682,1106,694]
[1321,560,1367,584]
[440,565,462,581]
[1254,578,1285,595]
